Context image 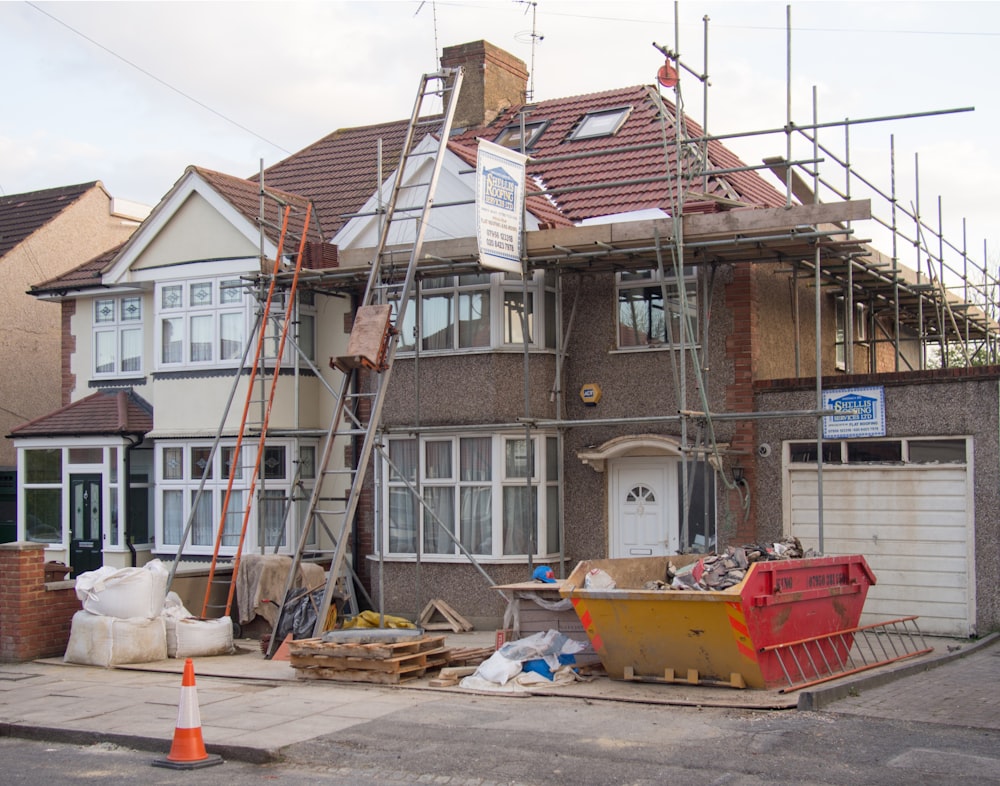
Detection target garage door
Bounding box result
[786,463,974,637]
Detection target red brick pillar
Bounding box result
[725,262,759,544]
[0,542,80,662]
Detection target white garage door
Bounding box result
[786,462,974,637]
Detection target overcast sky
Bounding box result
[2,1,997,269]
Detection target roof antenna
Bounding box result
[515,1,544,101]
[415,1,441,68]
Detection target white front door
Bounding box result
[610,458,677,557]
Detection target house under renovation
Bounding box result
[14,38,999,640]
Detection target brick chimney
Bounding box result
[440,41,528,130]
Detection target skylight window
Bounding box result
[494,121,548,151]
[569,106,632,140]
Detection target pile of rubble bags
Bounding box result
[64,559,234,667]
[460,630,588,693]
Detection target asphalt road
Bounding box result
[4,692,998,785]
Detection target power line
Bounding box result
[25,2,292,155]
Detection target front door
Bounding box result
[70,474,102,576]
[610,458,677,557]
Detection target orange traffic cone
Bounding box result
[152,658,223,770]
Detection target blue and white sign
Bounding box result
[822,386,886,439]
[476,139,527,274]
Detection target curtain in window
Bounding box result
[162,489,183,545]
[162,317,182,363]
[389,487,416,552]
[121,327,142,372]
[460,437,492,553]
[422,487,454,554]
[222,490,243,547]
[95,331,115,374]
[191,490,213,545]
[259,491,287,548]
[220,313,243,360]
[502,486,536,555]
[190,314,212,362]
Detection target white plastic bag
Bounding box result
[167,616,235,659]
[75,559,169,619]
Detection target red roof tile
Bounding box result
[0,182,99,261]
[451,85,787,221]
[9,389,153,438]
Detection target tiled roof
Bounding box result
[0,182,99,261]
[29,243,123,295]
[10,390,153,438]
[8,389,153,438]
[451,85,787,221]
[257,83,786,237]
[192,166,322,248]
[254,120,412,239]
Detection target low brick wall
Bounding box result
[0,542,81,662]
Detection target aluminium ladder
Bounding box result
[264,66,465,656]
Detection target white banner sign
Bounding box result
[822,386,886,439]
[476,139,527,274]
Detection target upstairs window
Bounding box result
[397,271,556,353]
[93,295,143,377]
[616,267,699,349]
[156,277,249,368]
[569,107,632,140]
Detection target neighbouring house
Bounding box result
[0,183,146,542]
[14,40,998,638]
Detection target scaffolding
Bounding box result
[173,6,998,628]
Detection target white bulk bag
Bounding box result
[74,559,169,620]
[64,611,167,667]
[167,616,235,659]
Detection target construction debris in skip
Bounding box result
[644,538,818,592]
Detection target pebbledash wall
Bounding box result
[0,542,80,661]
[753,366,1000,635]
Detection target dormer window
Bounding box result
[569,106,632,140]
[494,120,548,151]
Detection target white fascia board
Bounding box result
[579,208,670,226]
[102,169,275,285]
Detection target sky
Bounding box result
[2,0,998,271]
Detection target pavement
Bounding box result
[0,629,996,764]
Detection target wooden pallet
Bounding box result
[289,634,448,685]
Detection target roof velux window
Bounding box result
[494,120,548,151]
[569,106,632,140]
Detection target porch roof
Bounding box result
[8,390,152,439]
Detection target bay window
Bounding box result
[383,432,560,559]
[398,271,556,352]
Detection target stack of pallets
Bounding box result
[288,634,450,685]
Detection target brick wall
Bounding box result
[0,542,80,662]
[726,262,759,542]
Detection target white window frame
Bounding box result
[615,266,699,350]
[93,294,144,377]
[398,271,556,354]
[380,431,560,561]
[155,277,250,370]
[155,438,316,556]
[570,106,632,140]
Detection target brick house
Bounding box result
[0,183,145,541]
[15,41,998,637]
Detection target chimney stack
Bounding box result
[440,41,528,130]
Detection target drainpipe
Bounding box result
[123,433,144,567]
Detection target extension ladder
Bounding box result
[264,66,465,657]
